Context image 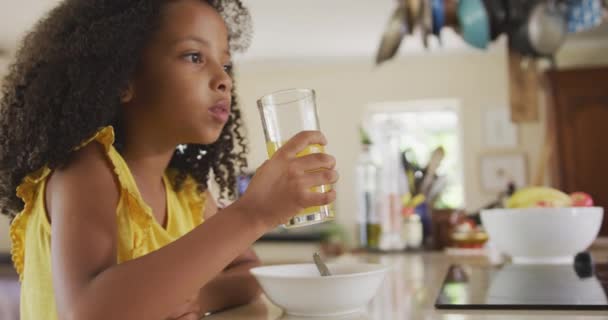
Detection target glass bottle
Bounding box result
[355,143,381,250]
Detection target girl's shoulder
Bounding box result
[45,140,120,224]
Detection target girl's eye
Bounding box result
[184,53,203,64]
[223,64,233,73]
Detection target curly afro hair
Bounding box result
[0,0,253,219]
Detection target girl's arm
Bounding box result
[196,192,262,316]
[196,251,262,317]
[165,250,261,320]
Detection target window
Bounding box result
[364,99,464,209]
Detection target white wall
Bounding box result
[0,219,9,253]
[234,43,608,241]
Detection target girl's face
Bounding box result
[126,0,233,145]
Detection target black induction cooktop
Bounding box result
[435,262,608,310]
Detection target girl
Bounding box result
[0,0,338,320]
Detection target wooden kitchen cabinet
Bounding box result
[546,67,608,236]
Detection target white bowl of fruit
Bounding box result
[481,187,603,264]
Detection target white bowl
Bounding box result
[481,207,603,264]
[250,263,387,317]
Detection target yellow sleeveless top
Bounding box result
[9,126,207,320]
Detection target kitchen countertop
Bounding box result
[206,250,608,320]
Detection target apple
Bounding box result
[570,192,594,207]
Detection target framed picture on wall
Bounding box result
[480,153,527,192]
[482,107,518,148]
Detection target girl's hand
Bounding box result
[237,131,338,229]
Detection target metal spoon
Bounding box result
[313,252,332,276]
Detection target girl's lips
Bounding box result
[209,100,230,123]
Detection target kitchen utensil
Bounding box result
[428,175,448,202]
[407,0,423,23]
[414,169,424,192]
[504,0,528,53]
[458,0,491,49]
[402,149,425,190]
[509,1,567,57]
[444,0,460,30]
[313,252,332,276]
[419,147,445,196]
[376,2,409,65]
[400,0,418,37]
[483,0,508,40]
[505,0,530,24]
[422,0,433,48]
[528,1,567,56]
[401,151,417,194]
[432,0,446,36]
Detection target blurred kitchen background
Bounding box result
[0,0,607,261]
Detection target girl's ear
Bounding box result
[120,82,135,104]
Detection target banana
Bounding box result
[506,187,573,209]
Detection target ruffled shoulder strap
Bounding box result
[10,166,51,280]
[80,127,159,257]
[74,126,116,153]
[73,126,147,204]
[10,126,154,276]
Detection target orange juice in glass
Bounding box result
[257,89,335,228]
